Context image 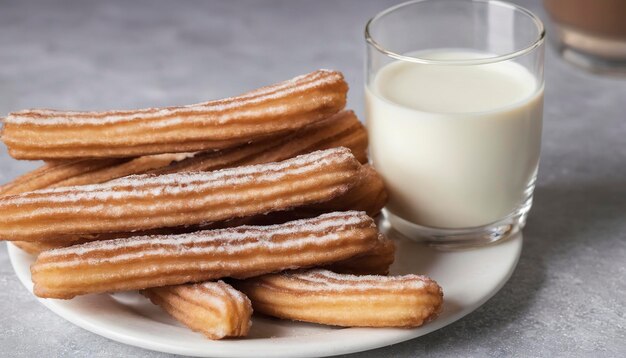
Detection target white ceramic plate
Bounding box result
[8,226,522,358]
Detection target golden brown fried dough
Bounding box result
[0,110,367,197]
[235,269,443,328]
[10,164,387,255]
[223,164,388,226]
[142,281,252,339]
[0,148,361,242]
[31,211,382,299]
[11,240,67,255]
[1,70,348,159]
[302,164,387,218]
[10,226,194,255]
[325,234,396,275]
[0,158,129,197]
[150,110,368,174]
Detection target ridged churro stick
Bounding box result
[1,70,348,159]
[234,269,443,328]
[31,211,382,299]
[10,164,387,255]
[142,281,252,339]
[0,147,361,242]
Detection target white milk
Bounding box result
[366,50,543,229]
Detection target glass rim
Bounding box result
[364,0,546,65]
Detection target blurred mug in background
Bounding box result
[544,0,626,73]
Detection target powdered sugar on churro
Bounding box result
[277,269,430,291]
[36,211,373,268]
[2,147,354,207]
[181,281,244,311]
[5,70,344,126]
[202,281,250,307]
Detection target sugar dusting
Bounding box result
[36,211,372,268]
[276,269,429,291]
[187,282,231,311]
[210,280,251,307]
[2,147,354,207]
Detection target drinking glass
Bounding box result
[365,0,545,247]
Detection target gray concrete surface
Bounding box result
[0,0,624,357]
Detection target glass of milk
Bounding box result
[365,0,545,247]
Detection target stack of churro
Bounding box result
[0,70,442,340]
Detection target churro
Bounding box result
[14,231,395,276]
[235,269,443,328]
[0,110,366,197]
[1,70,348,159]
[0,148,361,242]
[142,281,252,339]
[9,163,386,254]
[31,211,381,299]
